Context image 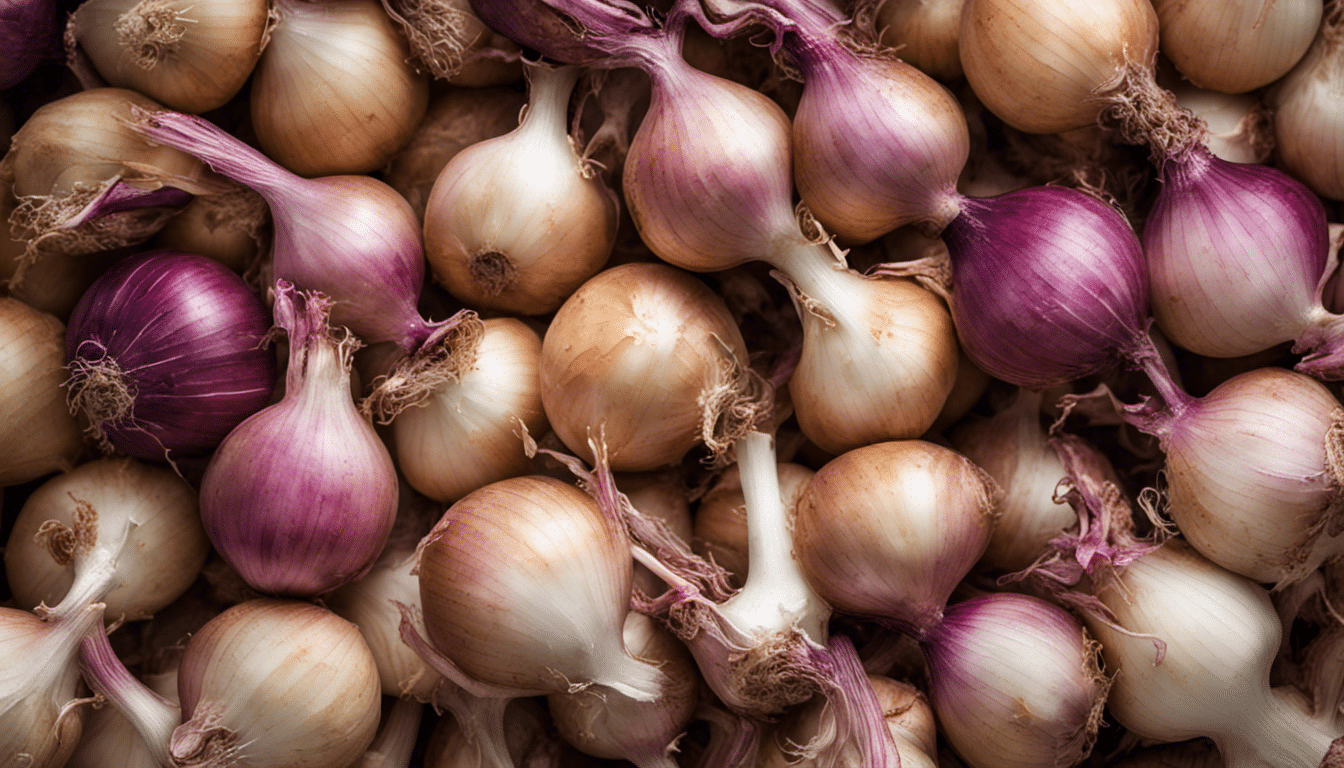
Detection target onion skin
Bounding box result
[959,0,1159,134]
[1152,0,1322,94]
[66,250,275,461]
[1270,7,1344,202]
[199,284,398,597]
[941,186,1150,388]
[0,297,85,485]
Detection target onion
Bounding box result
[417,474,667,700]
[793,439,1000,638]
[0,0,58,89]
[3,88,221,267]
[950,389,1087,573]
[423,63,618,315]
[1151,0,1322,93]
[68,664,179,768]
[383,86,528,221]
[391,317,546,504]
[171,599,382,767]
[70,0,269,113]
[958,0,1159,133]
[1085,540,1343,766]
[5,456,208,622]
[199,282,398,596]
[65,250,275,461]
[129,109,458,353]
[1270,1,1344,202]
[937,185,1154,389]
[1169,81,1272,165]
[250,0,428,176]
[922,593,1107,768]
[547,612,700,768]
[358,697,423,768]
[874,0,965,80]
[540,262,764,471]
[0,297,84,485]
[0,602,104,768]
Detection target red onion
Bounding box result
[65,250,275,461]
[1142,143,1341,374]
[0,0,57,89]
[129,109,450,352]
[199,282,398,596]
[940,185,1155,388]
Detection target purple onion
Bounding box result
[65,250,274,461]
[200,282,398,596]
[942,186,1151,388]
[0,0,57,90]
[129,110,444,352]
[1143,146,1341,374]
[468,0,644,63]
[922,593,1106,768]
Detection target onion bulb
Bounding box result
[1151,0,1322,93]
[0,297,84,484]
[1270,2,1344,202]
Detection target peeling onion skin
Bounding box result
[959,0,1160,134]
[793,440,1000,638]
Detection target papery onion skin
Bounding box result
[5,456,209,622]
[1270,5,1344,202]
[394,317,547,504]
[923,594,1105,768]
[174,599,381,768]
[251,0,429,176]
[0,297,85,485]
[959,0,1159,134]
[1160,367,1344,586]
[199,285,398,596]
[1143,148,1331,360]
[72,0,270,114]
[540,262,754,471]
[65,250,275,461]
[418,475,665,700]
[941,186,1150,388]
[793,440,1000,638]
[1152,0,1322,93]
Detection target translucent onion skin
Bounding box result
[1143,147,1332,360]
[959,0,1159,133]
[199,285,398,596]
[65,250,275,461]
[941,186,1150,388]
[793,440,1000,638]
[417,475,665,700]
[1152,0,1322,93]
[0,297,84,485]
[923,594,1105,768]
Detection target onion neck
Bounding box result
[771,237,863,329]
[363,698,424,768]
[44,516,137,625]
[719,431,829,644]
[1129,331,1194,430]
[519,64,581,141]
[1217,689,1342,768]
[1293,305,1344,380]
[79,621,180,767]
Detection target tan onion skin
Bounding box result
[1270,9,1344,202]
[5,457,209,622]
[877,0,966,80]
[0,298,84,485]
[417,475,659,696]
[540,262,752,471]
[73,0,270,114]
[794,440,999,637]
[959,0,1160,133]
[1153,0,1321,94]
[174,599,381,768]
[250,0,429,176]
